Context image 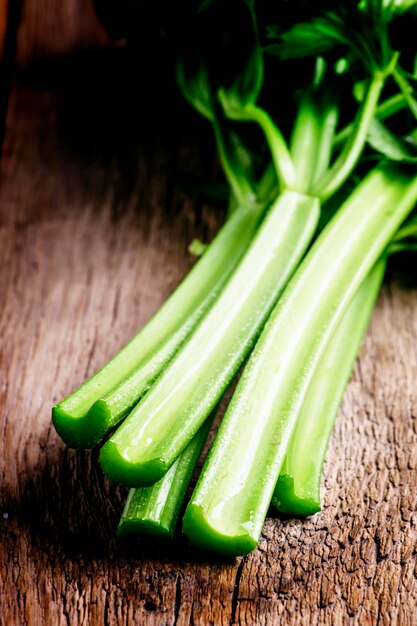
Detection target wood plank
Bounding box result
[1,50,417,626]
[0,0,8,60]
[0,0,21,150]
[16,0,110,67]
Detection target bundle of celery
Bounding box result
[53,0,417,555]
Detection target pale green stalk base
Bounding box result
[52,203,263,448]
[100,190,320,486]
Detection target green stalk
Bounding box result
[117,418,211,539]
[289,93,324,193]
[333,92,407,149]
[183,163,417,556]
[289,89,339,192]
[311,95,339,185]
[213,119,256,206]
[176,62,257,207]
[100,190,320,486]
[52,202,264,448]
[273,257,386,517]
[377,93,407,121]
[256,163,278,203]
[312,74,385,201]
[393,68,417,120]
[218,92,296,190]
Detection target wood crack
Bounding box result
[173,573,182,626]
[230,559,245,625]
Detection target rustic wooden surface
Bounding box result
[1,2,417,625]
[0,0,9,60]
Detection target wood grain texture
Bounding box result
[1,5,417,625]
[0,0,8,60]
[16,0,110,67]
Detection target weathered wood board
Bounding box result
[1,2,417,624]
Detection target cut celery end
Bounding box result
[183,503,257,557]
[185,164,417,555]
[272,474,320,517]
[52,203,264,449]
[117,418,212,539]
[104,191,320,484]
[117,470,183,538]
[52,399,111,448]
[273,259,386,516]
[99,441,167,487]
[117,518,173,539]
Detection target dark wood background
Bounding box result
[1,1,417,624]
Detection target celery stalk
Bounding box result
[273,258,386,516]
[52,203,264,448]
[100,190,320,485]
[183,164,417,556]
[290,93,324,193]
[118,418,211,539]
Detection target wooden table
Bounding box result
[1,3,417,624]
